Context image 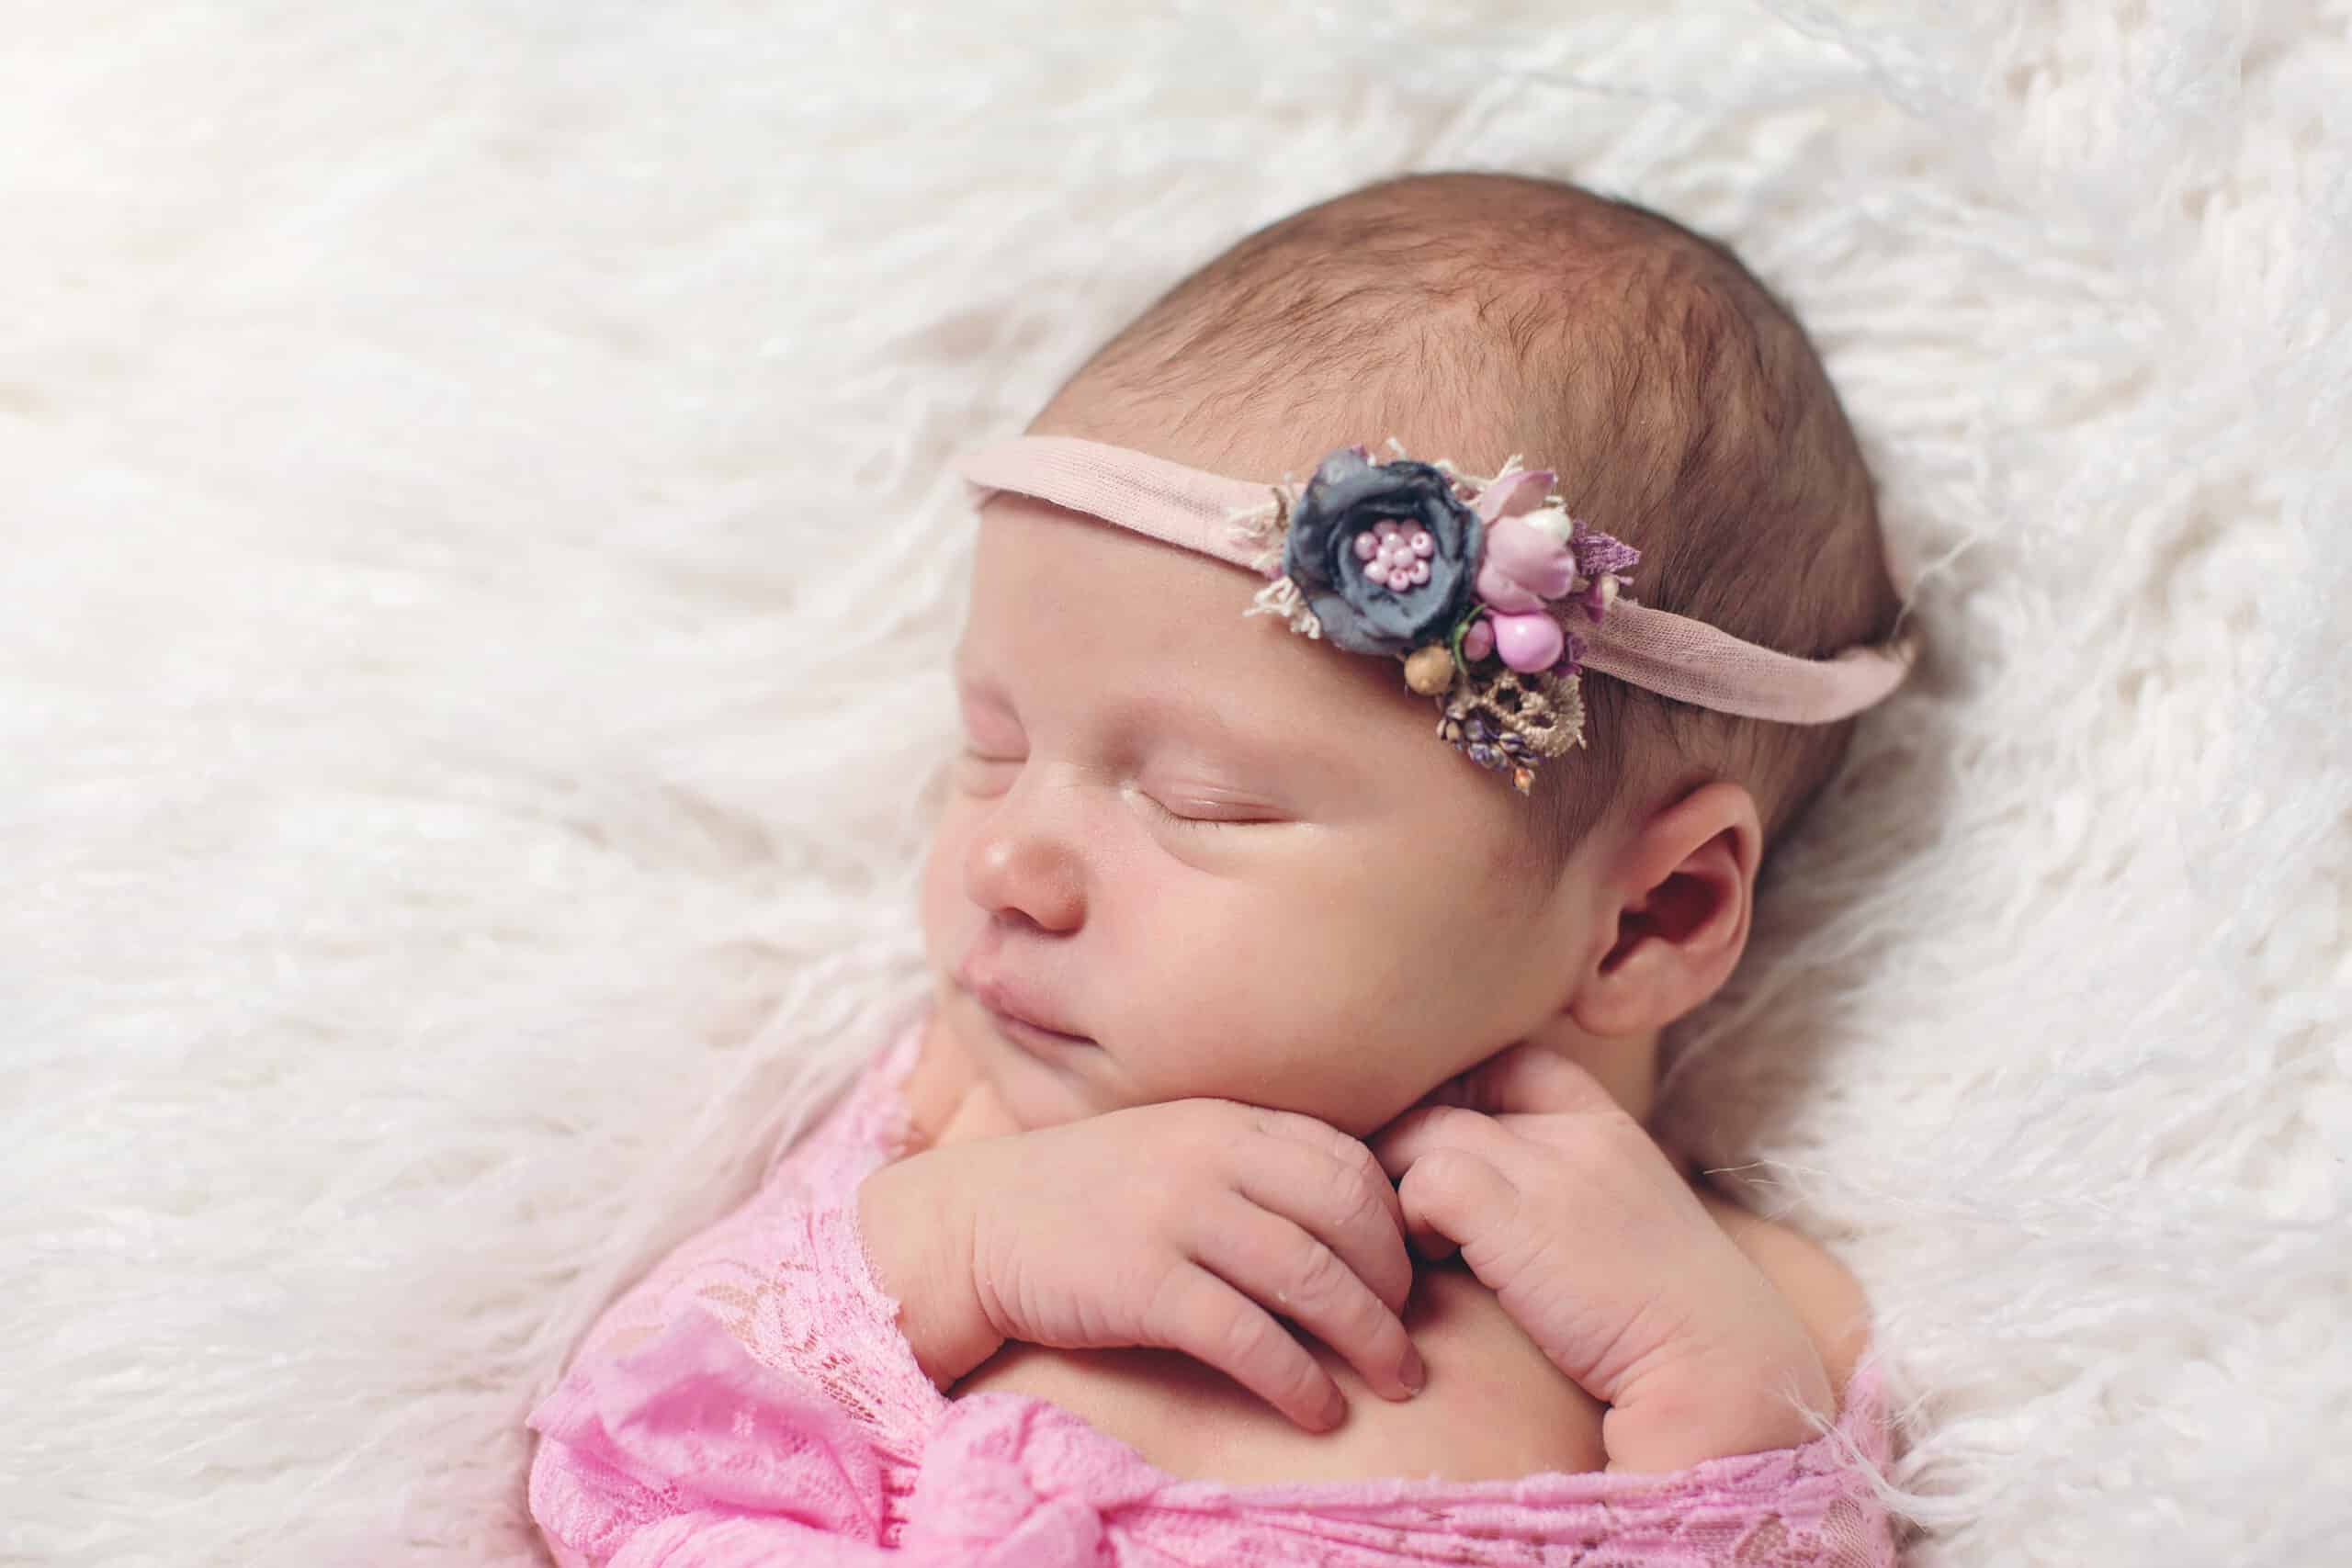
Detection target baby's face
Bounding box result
[920,490,1611,1139]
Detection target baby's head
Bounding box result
[924,172,1904,1138]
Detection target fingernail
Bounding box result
[1320,1387,1348,1430]
[1400,1347,1426,1394]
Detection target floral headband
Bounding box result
[956,436,1917,795]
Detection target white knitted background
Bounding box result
[5,4,2346,1564]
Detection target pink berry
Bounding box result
[1410,531,1433,557]
[1492,610,1566,673]
[1408,558,1430,585]
[1354,533,1379,561]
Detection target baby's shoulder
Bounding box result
[1688,1179,1871,1404]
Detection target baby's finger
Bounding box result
[1453,1044,1615,1119]
[1370,1101,1516,1184]
[1144,1261,1348,1433]
[1235,1122,1413,1315]
[1374,1106,1527,1260]
[1397,1150,1521,1269]
[1194,1195,1423,1403]
[1249,1108,1410,1251]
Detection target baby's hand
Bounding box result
[857,1099,1423,1433]
[1371,1045,1833,1472]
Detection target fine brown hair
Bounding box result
[1040,171,1905,865]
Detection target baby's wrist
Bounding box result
[855,1150,1001,1387]
[1600,1340,1834,1474]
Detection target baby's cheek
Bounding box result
[917,809,976,973]
[1103,942,1262,1099]
[1211,948,1447,1134]
[1275,908,1535,1132]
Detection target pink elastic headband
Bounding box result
[956,434,1917,794]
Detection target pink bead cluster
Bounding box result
[1351,519,1435,593]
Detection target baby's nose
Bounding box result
[962,805,1085,933]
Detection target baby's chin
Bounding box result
[947,995,1127,1132]
[941,989,1407,1137]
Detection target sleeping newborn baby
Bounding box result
[526,171,1917,1565]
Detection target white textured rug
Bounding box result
[6,4,2346,1564]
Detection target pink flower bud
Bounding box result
[1475,515,1582,614]
[1462,616,1496,663]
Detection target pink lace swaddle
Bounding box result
[525,1022,1903,1566]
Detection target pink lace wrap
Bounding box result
[526,1025,1904,1566]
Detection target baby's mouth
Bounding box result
[954,964,1097,1051]
[982,1004,1097,1055]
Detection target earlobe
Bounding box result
[1569,782,1761,1039]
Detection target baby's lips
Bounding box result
[958,965,1091,1043]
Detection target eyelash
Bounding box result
[1138,790,1227,830]
[1135,784,1288,830]
[957,752,1261,829]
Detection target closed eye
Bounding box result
[954,750,1022,797]
[1132,784,1287,829]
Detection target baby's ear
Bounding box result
[1568,781,1761,1039]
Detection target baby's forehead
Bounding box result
[964,489,1317,681]
[959,492,1453,773]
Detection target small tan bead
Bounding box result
[1403,644,1456,695]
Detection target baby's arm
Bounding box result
[529,1091,1420,1565]
[857,1098,1428,1431]
[1373,1046,1835,1473]
[525,1182,930,1563]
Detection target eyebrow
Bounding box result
[954,647,1360,787]
[1106,686,1350,784]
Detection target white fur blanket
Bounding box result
[5,4,2346,1564]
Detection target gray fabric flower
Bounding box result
[1282,448,1485,656]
